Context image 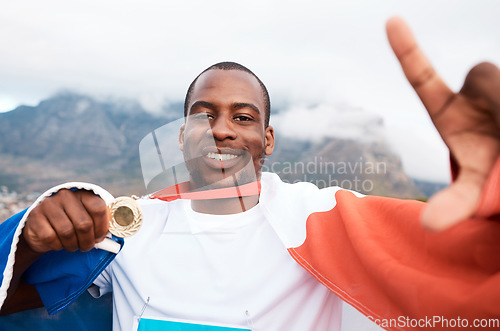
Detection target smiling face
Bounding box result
[179,69,275,190]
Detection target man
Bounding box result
[1,17,500,330]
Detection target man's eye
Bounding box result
[194,113,213,120]
[234,115,252,122]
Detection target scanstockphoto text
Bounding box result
[369,315,500,329]
[263,157,387,193]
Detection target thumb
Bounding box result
[421,171,484,231]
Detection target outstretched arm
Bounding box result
[386,17,500,230]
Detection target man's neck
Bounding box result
[191,194,260,215]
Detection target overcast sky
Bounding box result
[1,0,499,182]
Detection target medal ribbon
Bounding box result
[150,181,261,202]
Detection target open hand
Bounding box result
[386,17,500,230]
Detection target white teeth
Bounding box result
[206,152,238,161]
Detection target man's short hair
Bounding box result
[184,62,271,128]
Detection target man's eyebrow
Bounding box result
[189,101,261,115]
[189,101,216,113]
[232,102,260,114]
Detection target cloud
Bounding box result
[384,117,450,183]
[2,0,498,113]
[271,102,451,183]
[272,103,384,143]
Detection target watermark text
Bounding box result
[369,315,500,329]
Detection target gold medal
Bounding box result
[108,196,143,238]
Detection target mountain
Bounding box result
[0,92,428,199]
[0,92,182,196]
[266,137,423,198]
[268,103,425,198]
[412,178,447,200]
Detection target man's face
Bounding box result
[179,69,274,190]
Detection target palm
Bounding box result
[386,17,500,230]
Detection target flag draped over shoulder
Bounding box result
[289,193,500,330]
[283,158,500,330]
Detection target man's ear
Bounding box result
[264,126,275,156]
[179,124,185,151]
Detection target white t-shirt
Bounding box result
[93,198,342,331]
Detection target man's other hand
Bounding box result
[386,17,500,231]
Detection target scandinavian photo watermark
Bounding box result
[262,157,387,192]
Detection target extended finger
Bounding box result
[421,168,484,230]
[386,17,455,122]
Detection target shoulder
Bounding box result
[260,172,352,248]
[261,172,358,207]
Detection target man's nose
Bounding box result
[209,116,237,140]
